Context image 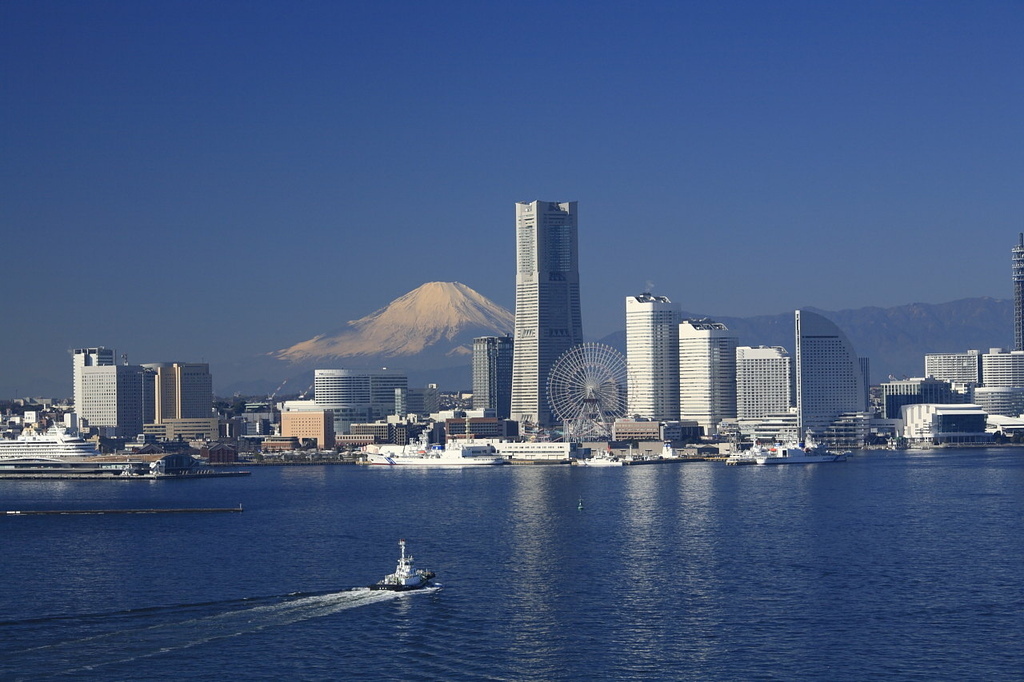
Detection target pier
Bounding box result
[4,504,244,516]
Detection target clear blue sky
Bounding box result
[2,1,1022,397]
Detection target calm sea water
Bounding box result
[1,449,1022,680]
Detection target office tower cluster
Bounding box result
[71,348,214,439]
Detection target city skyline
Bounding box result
[2,2,1022,397]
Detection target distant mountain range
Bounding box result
[214,283,1013,395]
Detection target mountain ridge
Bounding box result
[215,292,1013,395]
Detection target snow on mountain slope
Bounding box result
[276,281,514,363]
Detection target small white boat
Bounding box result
[725,448,760,465]
[369,539,436,591]
[581,456,623,467]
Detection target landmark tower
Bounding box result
[510,201,583,426]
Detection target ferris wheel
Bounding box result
[546,343,628,442]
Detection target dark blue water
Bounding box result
[1,449,1022,680]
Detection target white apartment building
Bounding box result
[510,200,583,426]
[678,318,737,436]
[924,350,983,384]
[981,349,1024,387]
[736,345,792,420]
[626,293,680,420]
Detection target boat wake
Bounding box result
[1,587,439,678]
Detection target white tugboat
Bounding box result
[369,539,436,591]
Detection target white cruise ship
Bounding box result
[0,427,102,462]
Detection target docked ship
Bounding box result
[363,435,506,466]
[753,441,849,465]
[369,539,436,591]
[0,427,101,462]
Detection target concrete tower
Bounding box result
[510,200,583,426]
[626,293,680,420]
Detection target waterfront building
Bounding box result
[473,336,513,419]
[736,346,792,420]
[72,347,115,418]
[794,310,867,442]
[280,408,335,449]
[510,200,583,426]
[626,293,680,420]
[1014,233,1024,351]
[981,349,1024,387]
[925,350,983,385]
[78,364,145,438]
[678,318,737,436]
[879,377,958,419]
[899,404,992,446]
[314,369,408,434]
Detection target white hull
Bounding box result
[365,452,506,466]
[754,443,849,465]
[581,457,623,467]
[0,428,101,462]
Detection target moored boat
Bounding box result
[363,435,506,466]
[369,539,436,591]
[0,426,101,462]
[754,441,849,465]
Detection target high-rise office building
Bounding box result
[626,293,680,420]
[736,346,792,419]
[72,347,115,417]
[142,363,213,422]
[78,364,145,437]
[794,310,866,438]
[1014,233,1024,351]
[510,200,583,426]
[314,369,407,434]
[473,336,513,419]
[879,377,958,419]
[678,318,737,436]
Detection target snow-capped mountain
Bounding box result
[275,281,514,365]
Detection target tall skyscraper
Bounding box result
[736,345,792,419]
[678,318,737,436]
[72,347,115,416]
[510,200,583,426]
[142,362,213,422]
[473,335,513,419]
[1014,233,1024,351]
[626,293,680,420]
[794,309,866,438]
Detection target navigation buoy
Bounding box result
[578,496,584,511]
